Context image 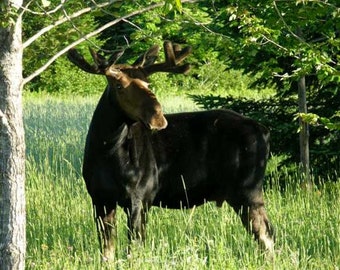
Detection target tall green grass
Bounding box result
[24,94,339,269]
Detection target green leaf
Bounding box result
[175,0,182,12]
[164,0,182,13]
[41,0,51,8]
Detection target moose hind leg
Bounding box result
[94,204,116,261]
[242,204,275,253]
[231,193,274,253]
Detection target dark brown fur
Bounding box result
[68,42,274,260]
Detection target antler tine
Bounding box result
[163,41,176,66]
[173,44,192,64]
[67,47,126,74]
[89,47,107,72]
[132,45,160,67]
[107,50,125,66]
[67,48,101,74]
[164,41,192,66]
[143,41,191,76]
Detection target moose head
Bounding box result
[67,41,191,130]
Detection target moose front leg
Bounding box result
[94,204,117,261]
[125,198,148,247]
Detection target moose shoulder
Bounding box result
[67,41,274,261]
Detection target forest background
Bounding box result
[1,0,338,269]
[22,0,340,180]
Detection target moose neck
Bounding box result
[89,86,133,144]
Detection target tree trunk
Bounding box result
[0,1,26,269]
[297,75,311,185]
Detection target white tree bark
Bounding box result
[0,0,26,269]
[0,2,170,269]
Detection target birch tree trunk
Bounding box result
[0,0,26,269]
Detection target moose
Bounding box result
[67,41,274,260]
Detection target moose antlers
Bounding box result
[135,41,192,76]
[67,47,124,74]
[67,41,191,76]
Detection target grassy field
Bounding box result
[24,94,339,269]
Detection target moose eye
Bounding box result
[116,83,123,90]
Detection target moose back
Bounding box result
[67,41,274,260]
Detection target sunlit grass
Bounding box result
[24,94,339,269]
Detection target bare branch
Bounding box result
[23,2,164,85]
[273,1,308,45]
[273,72,294,79]
[259,34,303,61]
[61,0,100,49]
[14,0,63,16]
[260,34,289,53]
[181,10,230,39]
[122,18,143,31]
[23,1,112,48]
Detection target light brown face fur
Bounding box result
[106,67,168,130]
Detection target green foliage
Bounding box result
[22,0,339,93]
[150,61,260,99]
[218,0,340,87]
[297,112,340,131]
[181,0,340,178]
[93,0,229,71]
[194,0,340,132]
[0,1,20,28]
[23,0,106,91]
[24,94,340,269]
[22,0,340,180]
[25,57,105,95]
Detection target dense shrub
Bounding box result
[25,57,105,95]
[150,60,260,98]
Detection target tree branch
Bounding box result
[60,0,100,49]
[273,0,308,45]
[23,1,112,48]
[23,2,165,85]
[13,0,63,16]
[260,34,289,52]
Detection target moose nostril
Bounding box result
[159,117,168,129]
[151,115,168,130]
